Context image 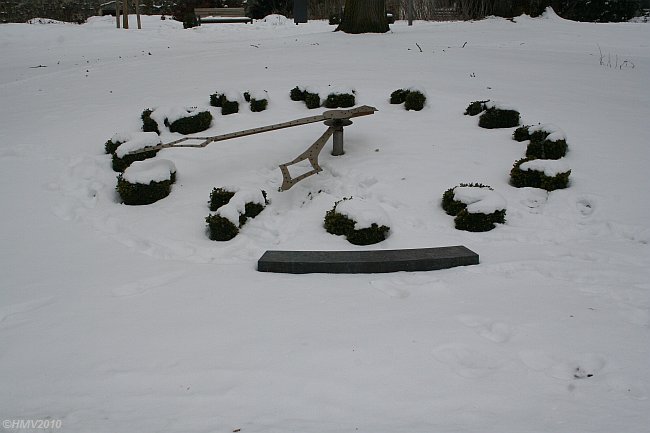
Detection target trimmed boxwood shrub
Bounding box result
[210,92,226,107]
[141,109,160,134]
[112,149,158,172]
[221,99,239,115]
[346,224,390,245]
[441,183,492,216]
[510,158,571,191]
[304,92,321,109]
[454,208,506,232]
[205,214,239,241]
[324,200,390,246]
[167,110,212,134]
[116,171,176,206]
[206,189,268,241]
[441,183,506,232]
[464,100,490,116]
[390,89,410,104]
[250,97,268,112]
[324,207,356,236]
[290,86,306,101]
[105,139,120,155]
[404,90,426,111]
[478,107,520,129]
[324,92,356,109]
[209,187,236,211]
[513,125,531,141]
[525,129,568,160]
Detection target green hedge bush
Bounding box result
[206,189,268,241]
[250,97,268,112]
[112,149,158,172]
[210,92,226,107]
[441,183,492,216]
[454,208,506,232]
[141,109,160,134]
[513,125,531,141]
[464,100,489,116]
[390,89,410,104]
[205,214,239,241]
[441,183,506,232]
[510,158,571,191]
[525,128,568,160]
[324,92,356,108]
[167,110,212,134]
[478,107,520,129]
[304,92,321,109]
[209,187,236,211]
[324,200,390,245]
[290,86,306,101]
[116,170,176,205]
[221,99,239,115]
[404,90,426,111]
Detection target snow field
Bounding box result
[1,11,649,433]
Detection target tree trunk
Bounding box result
[336,0,389,34]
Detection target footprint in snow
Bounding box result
[370,279,410,299]
[432,343,504,378]
[519,350,606,380]
[0,297,56,329]
[575,196,596,217]
[457,315,513,343]
[111,270,186,298]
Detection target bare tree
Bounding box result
[336,0,389,33]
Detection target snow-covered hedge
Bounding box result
[390,88,410,104]
[324,91,356,109]
[116,159,176,205]
[513,125,531,141]
[510,157,571,191]
[478,102,520,129]
[389,88,426,111]
[525,124,568,160]
[324,198,390,245]
[163,108,212,134]
[464,100,490,116]
[441,184,506,232]
[206,188,268,241]
[246,90,269,112]
[289,86,320,109]
[108,131,160,172]
[141,108,160,134]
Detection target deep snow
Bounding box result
[1,10,649,433]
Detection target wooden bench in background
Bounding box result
[194,8,253,24]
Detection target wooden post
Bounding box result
[122,0,129,29]
[408,0,413,26]
[135,0,141,29]
[116,0,121,28]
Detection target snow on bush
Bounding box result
[390,87,427,110]
[525,124,568,160]
[146,105,213,133]
[464,100,490,116]
[116,159,176,205]
[107,132,160,172]
[324,198,390,245]
[510,157,571,190]
[478,102,520,129]
[441,184,506,232]
[245,90,269,112]
[206,188,268,241]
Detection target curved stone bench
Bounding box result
[257,245,478,274]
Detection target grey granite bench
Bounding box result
[257,245,479,274]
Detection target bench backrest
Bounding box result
[194,8,247,18]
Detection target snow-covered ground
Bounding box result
[1,10,649,433]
